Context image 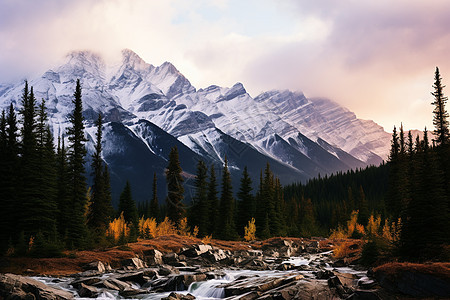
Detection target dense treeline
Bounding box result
[284,164,389,232]
[0,80,113,256]
[388,67,450,261]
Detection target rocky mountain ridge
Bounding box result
[0,49,391,203]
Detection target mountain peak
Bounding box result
[159,61,179,75]
[121,49,151,71]
[65,50,104,66]
[220,82,247,101]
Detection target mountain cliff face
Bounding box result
[0,49,391,203]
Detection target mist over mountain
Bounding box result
[0,49,391,204]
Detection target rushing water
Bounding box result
[32,251,367,299]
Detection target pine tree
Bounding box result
[88,114,112,233]
[430,67,450,226]
[236,166,254,237]
[256,170,270,239]
[431,67,450,146]
[102,165,113,219]
[34,100,58,236]
[2,104,19,248]
[207,165,219,235]
[299,197,317,237]
[218,158,238,240]
[149,173,160,221]
[18,85,42,238]
[0,110,8,253]
[66,79,89,248]
[165,146,185,224]
[272,177,286,236]
[118,181,139,227]
[56,136,71,238]
[190,160,209,236]
[357,186,369,226]
[386,126,404,218]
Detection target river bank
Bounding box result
[0,235,449,299]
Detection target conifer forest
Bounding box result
[0,68,449,265]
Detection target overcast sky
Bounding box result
[1,0,450,131]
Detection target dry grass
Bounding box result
[374,262,450,281]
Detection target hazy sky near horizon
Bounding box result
[1,0,450,131]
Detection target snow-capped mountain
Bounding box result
[0,49,391,203]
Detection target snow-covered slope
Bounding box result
[0,49,392,201]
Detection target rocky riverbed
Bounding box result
[1,238,448,299]
[0,238,389,299]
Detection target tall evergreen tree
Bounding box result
[88,114,112,233]
[431,67,450,146]
[236,166,254,237]
[2,104,19,248]
[148,173,160,221]
[66,79,89,248]
[102,165,113,219]
[118,181,139,227]
[272,177,286,236]
[18,85,42,238]
[0,110,8,253]
[431,67,450,222]
[165,146,185,224]
[56,136,71,237]
[207,165,219,235]
[218,158,238,240]
[34,100,58,236]
[256,170,270,239]
[189,160,209,236]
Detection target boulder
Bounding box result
[113,270,154,285]
[163,252,179,265]
[71,276,102,288]
[82,261,106,273]
[201,249,228,262]
[74,270,102,278]
[0,273,73,300]
[104,278,131,291]
[162,292,196,300]
[220,274,303,297]
[144,249,164,266]
[264,279,337,300]
[158,264,180,276]
[78,283,99,298]
[181,244,213,257]
[314,270,334,280]
[119,287,148,297]
[121,257,147,270]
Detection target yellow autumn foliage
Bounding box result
[156,217,177,236]
[244,218,256,241]
[177,217,190,236]
[107,212,130,241]
[367,214,382,236]
[139,216,157,238]
[346,210,359,236]
[202,234,212,244]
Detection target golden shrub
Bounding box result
[107,212,130,241]
[244,218,256,241]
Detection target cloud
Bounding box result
[0,0,449,130]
